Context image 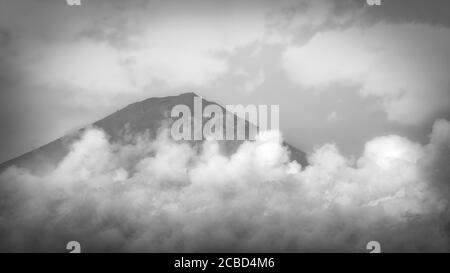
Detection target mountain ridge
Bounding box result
[0,92,307,173]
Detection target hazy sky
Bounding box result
[0,0,449,162]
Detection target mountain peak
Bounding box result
[141,91,198,102]
[129,92,200,109]
[0,92,307,172]
[180,91,199,97]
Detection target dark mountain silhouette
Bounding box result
[0,92,307,173]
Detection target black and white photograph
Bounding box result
[0,0,449,257]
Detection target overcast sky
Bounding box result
[0,0,449,162]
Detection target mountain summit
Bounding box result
[0,93,307,173]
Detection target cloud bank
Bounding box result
[0,119,449,252]
[282,23,450,125]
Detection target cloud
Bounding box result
[0,119,449,252]
[0,28,10,48]
[264,0,367,47]
[0,0,366,107]
[282,23,450,125]
[326,111,339,122]
[241,69,265,92]
[0,0,271,107]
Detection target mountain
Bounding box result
[0,92,307,173]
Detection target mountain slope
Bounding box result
[0,92,307,173]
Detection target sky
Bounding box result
[0,0,450,162]
[0,0,450,253]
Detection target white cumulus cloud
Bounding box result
[0,119,449,252]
